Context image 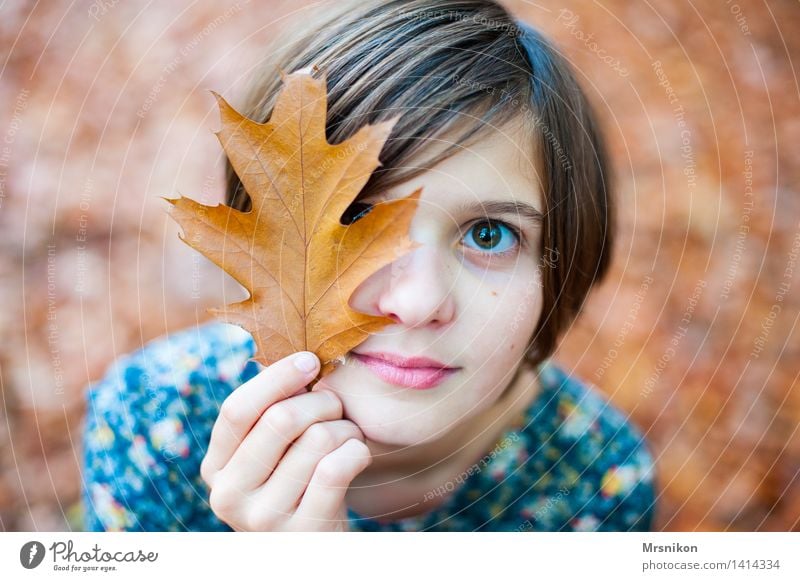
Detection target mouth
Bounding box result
[349,351,460,390]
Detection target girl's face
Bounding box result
[320,118,546,447]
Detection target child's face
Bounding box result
[320,117,545,447]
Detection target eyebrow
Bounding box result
[453,199,544,227]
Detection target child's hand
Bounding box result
[200,351,371,531]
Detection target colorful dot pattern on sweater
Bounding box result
[80,322,657,531]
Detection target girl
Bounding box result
[81,0,657,532]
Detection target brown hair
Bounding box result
[224,0,614,371]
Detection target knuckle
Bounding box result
[340,418,365,439]
[324,391,344,417]
[199,458,214,486]
[338,438,372,473]
[315,453,349,486]
[262,402,297,435]
[208,484,237,519]
[303,422,336,451]
[349,439,372,465]
[348,425,367,444]
[245,509,279,532]
[218,398,248,428]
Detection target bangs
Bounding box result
[227,0,534,211]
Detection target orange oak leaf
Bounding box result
[163,67,421,387]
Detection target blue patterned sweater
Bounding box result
[80,321,657,531]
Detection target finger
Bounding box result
[201,351,320,485]
[216,390,343,492]
[258,419,365,511]
[292,438,372,530]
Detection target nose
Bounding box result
[349,244,456,329]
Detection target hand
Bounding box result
[200,351,371,531]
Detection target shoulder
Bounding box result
[96,320,258,393]
[537,360,653,455]
[84,321,259,456]
[81,321,258,531]
[88,319,257,400]
[514,360,657,531]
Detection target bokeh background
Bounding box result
[1,0,798,531]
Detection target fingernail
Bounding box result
[294,352,318,373]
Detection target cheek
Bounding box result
[480,276,544,357]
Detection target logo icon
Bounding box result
[19,541,46,569]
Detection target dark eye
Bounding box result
[340,201,374,225]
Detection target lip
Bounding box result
[350,351,459,390]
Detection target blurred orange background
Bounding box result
[0,0,798,531]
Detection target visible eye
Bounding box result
[340,201,374,225]
[461,219,521,257]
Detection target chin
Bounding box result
[360,423,438,448]
[319,362,464,447]
[342,402,459,448]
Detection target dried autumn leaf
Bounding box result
[163,67,422,386]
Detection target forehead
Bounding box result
[385,117,542,211]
